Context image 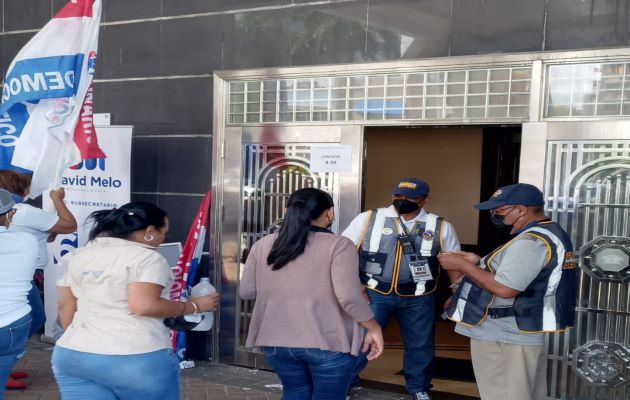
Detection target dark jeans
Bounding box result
[27,281,45,336]
[262,347,355,400]
[352,290,435,393]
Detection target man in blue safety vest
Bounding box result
[438,183,576,400]
[343,178,461,400]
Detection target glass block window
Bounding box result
[546,62,630,118]
[227,66,532,124]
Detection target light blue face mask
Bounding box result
[10,193,23,204]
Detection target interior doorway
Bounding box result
[358,125,521,398]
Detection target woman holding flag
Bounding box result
[52,202,219,399]
[0,189,39,394]
[0,170,76,390]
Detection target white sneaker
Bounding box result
[413,392,431,400]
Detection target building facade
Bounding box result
[3,1,630,398]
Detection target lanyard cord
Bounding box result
[396,216,419,254]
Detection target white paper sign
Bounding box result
[310,145,352,172]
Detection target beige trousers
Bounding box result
[470,339,547,400]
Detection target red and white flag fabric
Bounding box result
[169,191,212,358]
[0,0,105,198]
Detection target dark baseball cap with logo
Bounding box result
[474,183,544,210]
[392,178,430,198]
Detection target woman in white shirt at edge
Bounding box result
[0,170,76,390]
[52,202,219,400]
[0,189,38,397]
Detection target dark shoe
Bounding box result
[6,378,28,390]
[9,371,29,379]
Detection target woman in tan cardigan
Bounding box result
[240,188,383,400]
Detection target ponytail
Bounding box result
[266,188,333,270]
[88,202,167,240]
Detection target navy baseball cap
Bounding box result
[392,178,430,198]
[0,189,15,214]
[474,183,544,210]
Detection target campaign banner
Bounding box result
[43,125,131,339]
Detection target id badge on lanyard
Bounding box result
[397,218,433,283]
[408,255,433,283]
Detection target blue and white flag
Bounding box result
[0,0,103,198]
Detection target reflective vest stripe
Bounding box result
[414,213,438,295]
[369,209,388,252]
[526,227,566,331]
[356,210,373,251]
[366,276,379,289]
[415,281,426,295]
[420,213,438,257]
[358,210,380,289]
[451,287,469,321]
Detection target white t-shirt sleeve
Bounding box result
[13,204,59,232]
[129,251,173,288]
[341,212,370,245]
[440,220,461,252]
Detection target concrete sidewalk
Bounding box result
[4,340,474,400]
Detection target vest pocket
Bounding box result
[359,251,388,276]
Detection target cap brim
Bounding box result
[473,199,506,210]
[0,202,14,214]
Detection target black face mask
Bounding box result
[392,199,420,215]
[490,207,516,229]
[490,213,508,228]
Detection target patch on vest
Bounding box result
[382,227,394,235]
[422,230,434,241]
[563,252,577,269]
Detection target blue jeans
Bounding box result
[262,347,356,400]
[52,347,180,400]
[0,314,32,390]
[352,291,435,393]
[27,282,45,336]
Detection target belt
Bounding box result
[488,307,531,319]
[488,307,515,319]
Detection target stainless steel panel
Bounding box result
[216,125,362,367]
[535,121,630,400]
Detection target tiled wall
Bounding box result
[2,0,630,269]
